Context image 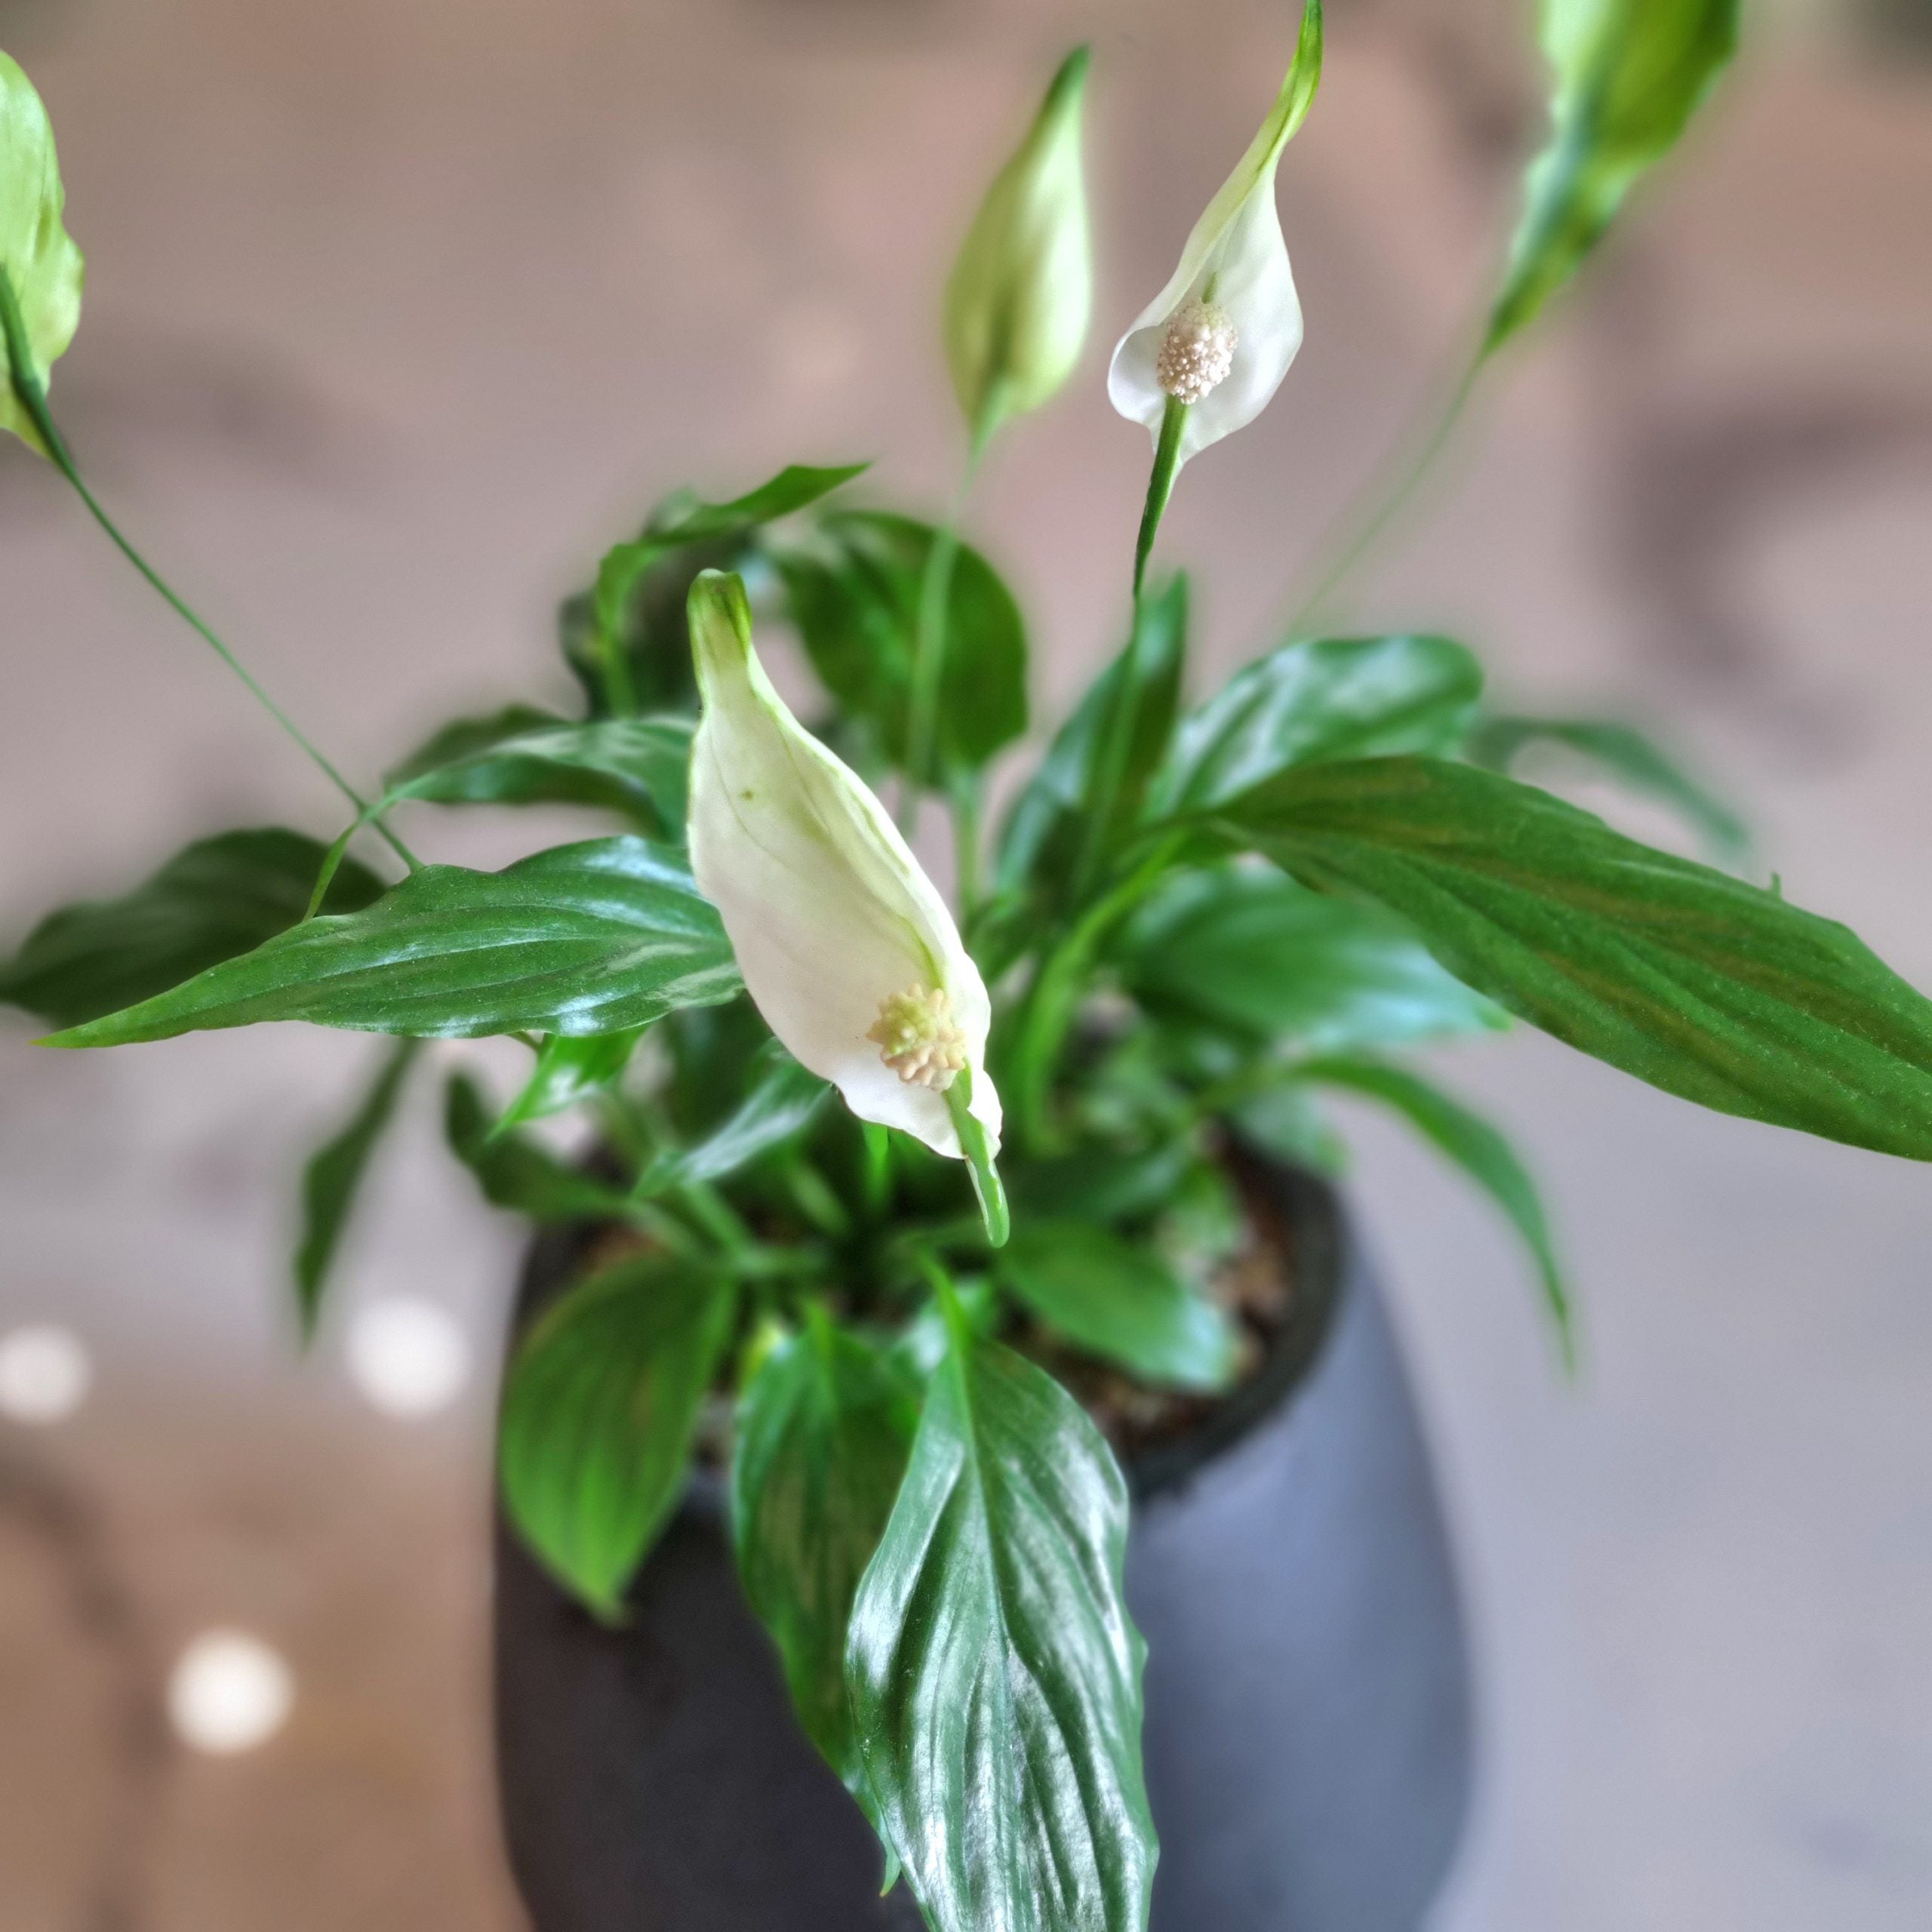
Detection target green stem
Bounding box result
[1009,832,1185,1149]
[950,777,983,922]
[1132,395,1189,598]
[1281,352,1483,638]
[898,446,986,837]
[943,1071,1009,1250]
[0,269,417,872]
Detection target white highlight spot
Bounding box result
[0,1325,92,1424]
[168,1630,294,1755]
[345,1299,471,1418]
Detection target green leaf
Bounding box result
[0,828,384,1029]
[388,711,692,835]
[732,1314,918,1812]
[500,1254,736,1618]
[638,1042,828,1195]
[1,53,85,454]
[571,463,870,716]
[1293,1055,1570,1353]
[500,1029,646,1131]
[45,836,740,1047]
[848,1314,1157,1932]
[444,1072,641,1224]
[1150,632,1482,817]
[1118,866,1506,1054]
[1487,0,1740,351]
[995,572,1188,902]
[1224,757,1932,1161]
[999,1219,1238,1390]
[293,1037,421,1340]
[1469,712,1749,864]
[773,509,1028,783]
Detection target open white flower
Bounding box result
[1107,0,1323,466]
[686,570,1001,1162]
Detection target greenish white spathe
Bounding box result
[1106,1,1322,466]
[685,570,1001,1160]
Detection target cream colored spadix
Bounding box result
[1107,0,1323,466]
[686,570,1000,1160]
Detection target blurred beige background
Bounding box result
[2,0,1930,1926]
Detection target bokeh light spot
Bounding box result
[0,1324,93,1424]
[168,1630,294,1755]
[345,1298,471,1417]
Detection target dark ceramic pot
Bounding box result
[494,1164,1472,1931]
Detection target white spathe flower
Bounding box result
[686,570,1000,1160]
[1107,0,1324,466]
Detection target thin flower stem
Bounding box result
[899,445,986,838]
[950,777,983,921]
[1281,350,1484,638]
[0,270,418,872]
[1131,395,1188,598]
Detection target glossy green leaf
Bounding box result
[500,1254,736,1618]
[1469,712,1749,864]
[848,1313,1157,1932]
[1118,865,1505,1054]
[573,463,869,716]
[999,1219,1238,1389]
[293,1038,421,1339]
[1224,757,1932,1160]
[732,1314,917,1812]
[1294,1054,1570,1352]
[1150,632,1481,817]
[1487,0,1740,350]
[995,572,1188,901]
[45,837,740,1048]
[0,829,383,1029]
[774,509,1028,783]
[444,1072,641,1224]
[1,52,85,454]
[389,711,692,835]
[500,1029,646,1131]
[638,1042,828,1196]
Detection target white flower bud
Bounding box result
[686,571,1001,1161]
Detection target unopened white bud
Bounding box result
[1155,300,1238,404]
[867,985,968,1093]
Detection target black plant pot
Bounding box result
[494,1165,1472,1931]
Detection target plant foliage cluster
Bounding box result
[11,8,1909,1930]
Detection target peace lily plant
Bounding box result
[4,6,1901,1928]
